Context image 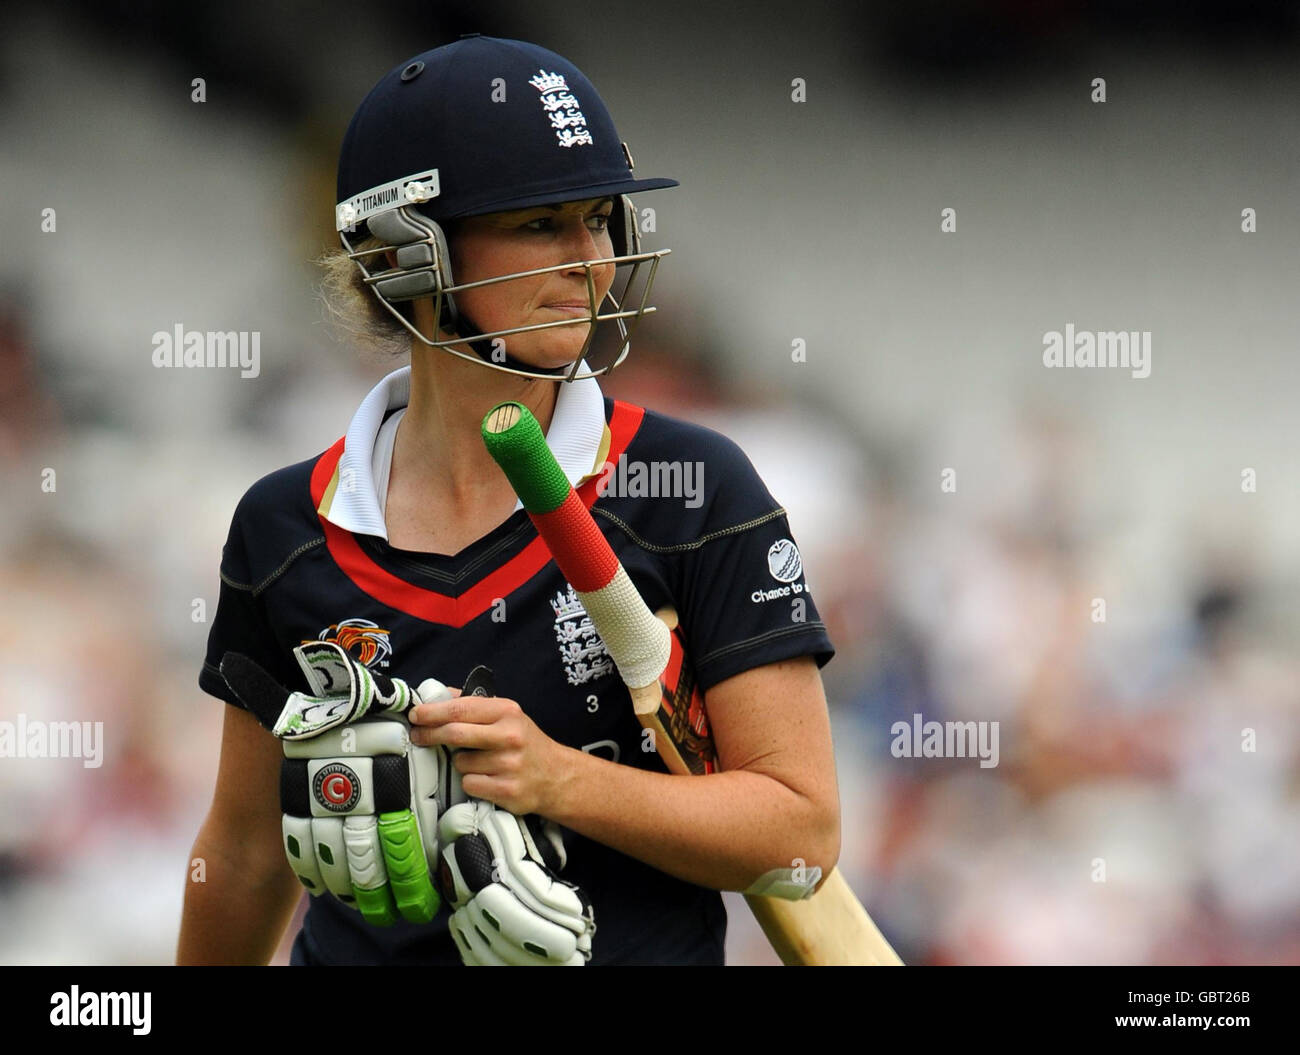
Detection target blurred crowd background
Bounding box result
[2,1,1299,965]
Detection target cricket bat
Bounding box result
[482,400,903,966]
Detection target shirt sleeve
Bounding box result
[197,500,300,710]
[669,439,835,694]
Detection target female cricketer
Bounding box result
[178,34,839,966]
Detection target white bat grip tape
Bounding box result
[576,567,671,690]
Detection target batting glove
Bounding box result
[437,800,595,965]
[221,641,464,927]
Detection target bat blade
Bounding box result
[628,616,714,776]
[746,869,903,966]
[482,401,902,966]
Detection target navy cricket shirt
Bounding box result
[199,366,835,965]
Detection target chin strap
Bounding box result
[448,310,574,379]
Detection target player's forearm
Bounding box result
[544,747,839,892]
[176,823,303,965]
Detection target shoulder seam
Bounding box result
[591,507,787,554]
[220,536,325,596]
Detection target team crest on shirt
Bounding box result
[551,584,614,686]
[305,618,392,669]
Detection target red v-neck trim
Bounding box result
[310,401,645,628]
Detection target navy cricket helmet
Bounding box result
[334,34,679,380]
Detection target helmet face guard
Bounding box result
[337,186,668,382]
[334,36,679,382]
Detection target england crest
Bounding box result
[551,583,615,686]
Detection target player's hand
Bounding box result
[437,799,595,966]
[221,641,464,927]
[408,691,568,816]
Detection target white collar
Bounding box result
[318,364,609,540]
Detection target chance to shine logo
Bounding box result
[767,539,803,583]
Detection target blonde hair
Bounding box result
[315,235,411,358]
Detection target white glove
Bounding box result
[221,641,464,927]
[437,800,595,965]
